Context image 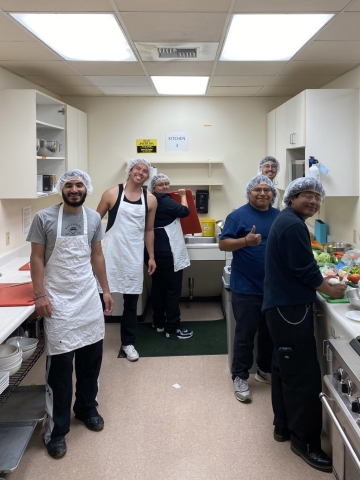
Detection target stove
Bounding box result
[320,338,360,479]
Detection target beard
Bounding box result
[62,190,87,207]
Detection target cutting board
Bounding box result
[169,190,202,235]
[0,283,35,306]
[19,262,30,271]
[318,291,350,303]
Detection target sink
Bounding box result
[184,236,216,244]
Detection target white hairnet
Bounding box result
[125,158,153,180]
[245,175,277,206]
[259,156,280,173]
[54,169,93,195]
[282,177,326,207]
[147,173,170,193]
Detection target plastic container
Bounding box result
[200,219,215,237]
[309,163,320,179]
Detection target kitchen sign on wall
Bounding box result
[136,139,157,153]
[166,132,188,152]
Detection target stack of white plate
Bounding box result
[0,371,9,394]
[6,336,39,362]
[0,344,22,376]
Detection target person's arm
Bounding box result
[315,279,347,299]
[91,241,114,315]
[30,243,53,317]
[96,187,117,219]
[144,193,157,275]
[219,225,261,251]
[178,189,188,208]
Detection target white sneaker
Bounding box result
[233,377,252,403]
[255,368,271,385]
[121,345,139,362]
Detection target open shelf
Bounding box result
[36,156,65,160]
[36,120,64,130]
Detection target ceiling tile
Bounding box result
[257,85,309,96]
[99,86,155,95]
[68,61,144,76]
[268,75,338,86]
[0,0,112,11]
[144,61,213,76]
[121,13,227,42]
[114,0,232,12]
[0,42,61,61]
[86,75,150,87]
[214,61,287,76]
[233,0,350,13]
[295,41,360,62]
[211,75,273,86]
[345,0,360,11]
[280,60,358,75]
[208,86,263,95]
[0,60,77,75]
[315,13,360,41]
[44,85,103,96]
[24,75,93,86]
[0,13,35,41]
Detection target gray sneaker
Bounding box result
[255,368,271,385]
[233,377,252,403]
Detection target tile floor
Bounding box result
[6,316,331,480]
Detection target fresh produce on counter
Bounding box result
[311,240,324,251]
[339,266,360,284]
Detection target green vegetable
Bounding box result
[340,266,360,275]
[317,252,332,263]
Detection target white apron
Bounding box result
[160,219,190,272]
[43,204,104,355]
[99,185,145,294]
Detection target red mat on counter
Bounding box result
[19,262,30,271]
[0,283,35,306]
[169,190,202,235]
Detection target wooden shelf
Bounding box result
[36,120,64,131]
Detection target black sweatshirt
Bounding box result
[262,208,323,311]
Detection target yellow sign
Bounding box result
[136,139,157,153]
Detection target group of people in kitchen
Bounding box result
[26,155,346,473]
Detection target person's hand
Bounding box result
[35,295,52,317]
[148,258,156,275]
[245,225,261,247]
[103,292,114,315]
[178,189,186,197]
[328,283,347,299]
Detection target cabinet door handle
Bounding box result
[323,339,329,356]
[292,132,296,144]
[326,344,332,362]
[289,133,293,144]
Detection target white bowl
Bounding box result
[7,358,22,376]
[6,336,38,350]
[0,352,22,368]
[0,344,20,359]
[22,346,37,362]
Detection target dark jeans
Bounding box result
[100,292,138,346]
[231,292,273,380]
[44,339,103,442]
[150,256,183,334]
[266,304,323,453]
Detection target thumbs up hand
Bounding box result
[245,225,262,246]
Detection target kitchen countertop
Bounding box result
[316,293,360,340]
[0,256,35,344]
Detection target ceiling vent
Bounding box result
[135,42,218,61]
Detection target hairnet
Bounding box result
[147,173,170,193]
[54,169,93,195]
[282,177,326,207]
[259,156,280,173]
[125,158,153,180]
[245,175,277,207]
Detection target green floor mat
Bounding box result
[119,319,228,358]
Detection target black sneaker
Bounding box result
[291,444,332,473]
[152,323,164,333]
[166,328,193,339]
[75,413,104,431]
[46,436,67,458]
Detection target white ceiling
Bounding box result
[1,0,360,97]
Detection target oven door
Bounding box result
[321,376,360,480]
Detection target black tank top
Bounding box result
[106,184,148,232]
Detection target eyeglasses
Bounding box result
[300,193,323,204]
[155,182,170,187]
[262,164,277,170]
[252,188,272,193]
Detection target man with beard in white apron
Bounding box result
[146,174,193,339]
[27,170,114,459]
[97,159,157,361]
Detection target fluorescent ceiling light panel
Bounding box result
[11,13,136,61]
[220,14,334,61]
[151,76,209,95]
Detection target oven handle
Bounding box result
[320,392,360,472]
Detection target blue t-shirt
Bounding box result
[220,203,280,295]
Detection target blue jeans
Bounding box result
[231,292,273,380]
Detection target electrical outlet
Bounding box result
[354,230,358,244]
[5,232,10,246]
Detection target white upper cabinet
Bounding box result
[66,105,88,172]
[0,90,88,199]
[267,89,359,197]
[267,109,276,158]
